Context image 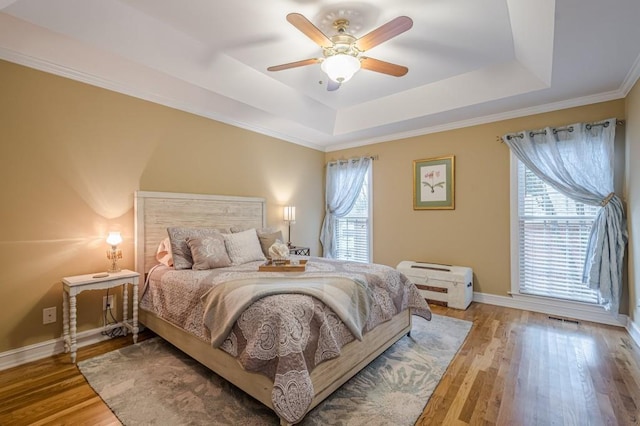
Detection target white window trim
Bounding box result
[355,163,373,263]
[366,164,373,263]
[509,152,520,296]
[508,152,625,325]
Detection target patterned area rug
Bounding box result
[78,314,471,425]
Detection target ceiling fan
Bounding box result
[268,13,413,91]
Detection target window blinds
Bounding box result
[335,170,371,263]
[517,163,600,303]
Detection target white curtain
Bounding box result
[503,118,628,313]
[320,156,371,258]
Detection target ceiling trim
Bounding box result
[325,88,626,152]
[621,52,640,96]
[3,43,628,155]
[2,2,640,153]
[334,61,549,135]
[0,0,18,8]
[506,0,554,86]
[0,46,327,152]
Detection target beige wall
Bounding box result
[626,79,640,328]
[326,100,626,300]
[1,55,634,355]
[0,60,325,353]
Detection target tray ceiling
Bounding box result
[1,0,639,151]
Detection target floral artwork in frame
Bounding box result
[413,155,455,210]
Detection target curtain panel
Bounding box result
[320,156,371,258]
[503,118,628,313]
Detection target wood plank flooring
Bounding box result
[417,304,640,426]
[1,303,639,425]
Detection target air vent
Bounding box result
[548,316,580,324]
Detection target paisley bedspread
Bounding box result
[140,257,431,424]
[202,275,373,347]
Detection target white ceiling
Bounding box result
[1,0,639,151]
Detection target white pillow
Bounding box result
[223,229,266,265]
[155,237,174,267]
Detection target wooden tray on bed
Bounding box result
[259,259,307,272]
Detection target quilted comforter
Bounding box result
[140,257,431,423]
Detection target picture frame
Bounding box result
[413,155,455,210]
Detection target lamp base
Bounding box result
[106,248,122,274]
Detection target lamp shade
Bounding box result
[106,231,123,247]
[283,206,296,222]
[321,54,361,83]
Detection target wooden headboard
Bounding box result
[134,191,266,274]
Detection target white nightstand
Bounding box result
[62,269,140,363]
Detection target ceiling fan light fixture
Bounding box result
[321,54,361,83]
[269,13,413,89]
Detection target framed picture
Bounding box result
[413,155,455,210]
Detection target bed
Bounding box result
[134,191,431,425]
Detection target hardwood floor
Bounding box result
[417,304,640,426]
[0,331,154,426]
[1,303,639,425]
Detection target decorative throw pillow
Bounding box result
[223,228,266,265]
[167,227,224,270]
[258,230,284,258]
[155,237,174,267]
[186,235,232,270]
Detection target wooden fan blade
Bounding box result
[355,16,413,52]
[286,13,333,48]
[267,58,321,72]
[360,57,408,77]
[327,79,341,91]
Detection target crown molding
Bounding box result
[0,47,632,154]
[326,89,626,152]
[620,53,640,96]
[0,47,325,152]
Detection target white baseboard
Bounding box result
[473,291,640,348]
[473,292,628,327]
[0,327,112,371]
[2,296,638,370]
[628,319,640,350]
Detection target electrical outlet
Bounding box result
[43,307,56,324]
[103,295,114,311]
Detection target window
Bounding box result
[513,157,600,303]
[335,165,372,262]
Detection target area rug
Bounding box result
[78,314,472,425]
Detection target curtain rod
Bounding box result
[497,119,625,143]
[326,155,379,166]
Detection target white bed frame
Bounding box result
[134,191,411,425]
